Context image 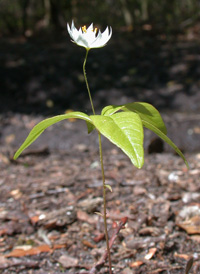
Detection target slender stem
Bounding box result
[83,49,95,115]
[83,49,112,274]
[98,132,112,274]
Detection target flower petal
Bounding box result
[67,21,112,49]
[91,27,112,48]
[87,23,94,32]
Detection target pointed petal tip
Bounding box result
[109,26,112,35]
[88,23,94,30]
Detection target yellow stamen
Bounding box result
[93,27,98,33]
[82,26,87,33]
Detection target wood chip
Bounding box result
[129,260,144,268]
[58,254,79,268]
[5,244,66,258]
[177,215,200,234]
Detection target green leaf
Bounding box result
[90,112,144,168]
[86,121,95,134]
[14,112,92,159]
[101,103,188,168]
[105,184,112,192]
[142,120,189,168]
[101,105,123,116]
[102,102,167,135]
[123,102,167,134]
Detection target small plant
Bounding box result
[14,21,188,273]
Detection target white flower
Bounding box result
[67,21,112,49]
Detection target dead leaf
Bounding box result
[144,247,157,260]
[82,240,96,248]
[5,244,66,258]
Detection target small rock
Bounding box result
[58,254,78,268]
[182,192,200,203]
[168,171,179,182]
[178,205,200,219]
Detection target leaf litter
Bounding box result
[0,137,200,273]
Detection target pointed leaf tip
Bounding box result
[14,112,92,159]
[105,184,112,192]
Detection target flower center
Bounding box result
[82,26,87,33]
[82,25,98,34]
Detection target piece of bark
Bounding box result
[37,206,77,229]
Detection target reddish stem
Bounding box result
[89,217,128,274]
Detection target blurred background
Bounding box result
[1,0,199,37]
[0,0,200,152]
[1,0,200,112]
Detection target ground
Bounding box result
[0,25,200,273]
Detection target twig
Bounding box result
[185,257,193,274]
[89,217,128,274]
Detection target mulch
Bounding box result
[0,124,200,273]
